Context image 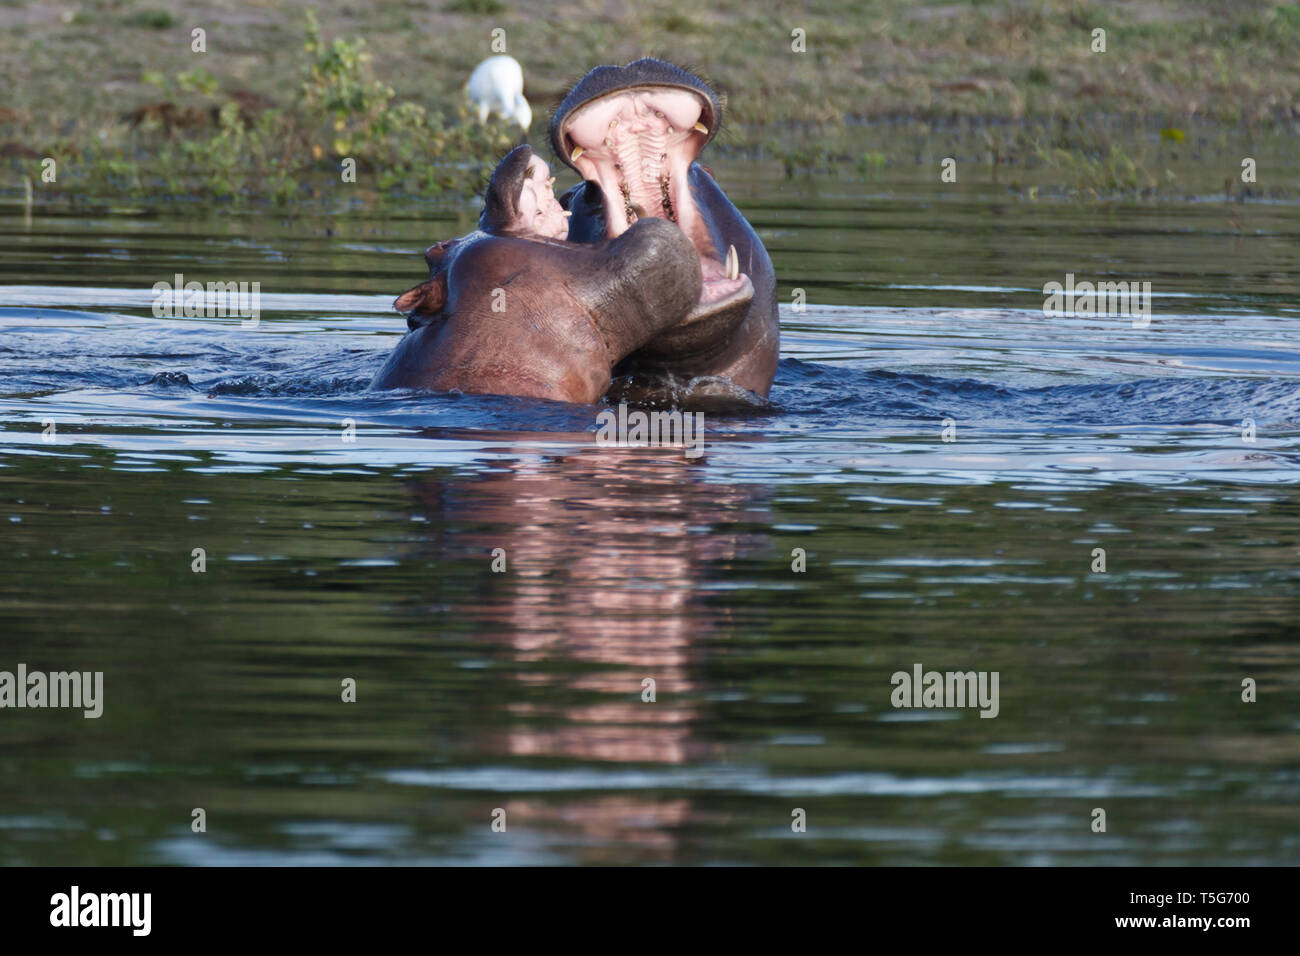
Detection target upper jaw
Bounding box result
[548,58,722,173]
[557,87,713,244]
[554,88,745,301]
[548,60,722,251]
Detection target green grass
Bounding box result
[122,9,176,30]
[444,0,505,14]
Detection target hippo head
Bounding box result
[548,59,755,369]
[396,145,571,328]
[479,144,569,240]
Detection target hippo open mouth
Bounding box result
[550,59,753,329]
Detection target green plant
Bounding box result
[445,0,505,13]
[857,151,886,177]
[1032,142,1163,196]
[123,9,176,30]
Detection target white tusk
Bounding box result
[693,122,708,134]
[725,245,738,281]
[570,146,585,162]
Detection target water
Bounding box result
[2,162,1299,865]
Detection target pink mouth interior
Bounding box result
[518,157,569,240]
[561,88,749,310]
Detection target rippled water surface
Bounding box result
[1,163,1299,865]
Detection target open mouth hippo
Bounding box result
[370,144,735,405]
[551,58,778,400]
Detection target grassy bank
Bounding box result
[1,0,1298,203]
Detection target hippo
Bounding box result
[550,58,779,399]
[370,145,751,405]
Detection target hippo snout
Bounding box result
[609,217,703,300]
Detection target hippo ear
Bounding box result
[394,274,448,317]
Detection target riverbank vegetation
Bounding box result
[1,0,1297,203]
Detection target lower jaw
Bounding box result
[686,274,754,325]
[631,274,755,366]
[588,161,753,353]
[595,181,750,324]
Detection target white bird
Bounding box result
[465,55,531,132]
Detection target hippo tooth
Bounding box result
[570,146,585,162]
[693,122,708,134]
[725,245,738,280]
